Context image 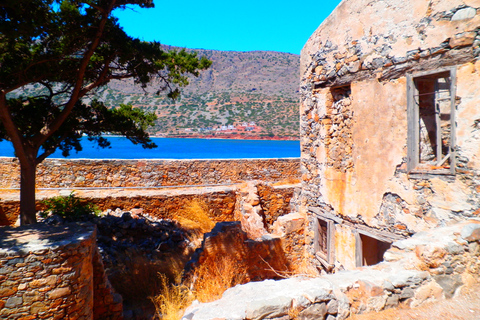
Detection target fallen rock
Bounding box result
[461,223,480,242]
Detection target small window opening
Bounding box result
[314,218,335,268]
[355,231,392,267]
[407,67,456,174]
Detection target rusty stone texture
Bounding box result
[300,0,480,271]
[0,223,122,320]
[0,158,300,189]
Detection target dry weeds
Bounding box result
[175,199,215,235]
[192,255,248,303]
[151,274,192,320]
[153,255,249,320]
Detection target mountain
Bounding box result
[97,48,300,139]
[12,48,301,139]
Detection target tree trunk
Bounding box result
[20,161,37,225]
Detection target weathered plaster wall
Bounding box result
[0,223,122,320]
[300,0,480,270]
[0,158,300,189]
[334,225,356,270]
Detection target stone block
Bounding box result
[415,245,447,268]
[449,32,477,48]
[30,301,47,314]
[5,296,22,308]
[385,295,399,309]
[461,223,480,242]
[451,7,477,21]
[48,287,71,299]
[413,281,444,306]
[366,295,387,312]
[326,299,338,314]
[434,275,463,299]
[0,287,16,298]
[298,302,327,320]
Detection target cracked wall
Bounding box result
[300,0,480,270]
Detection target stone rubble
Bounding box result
[182,219,480,320]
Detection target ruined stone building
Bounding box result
[300,0,480,270]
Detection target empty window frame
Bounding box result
[314,218,335,268]
[407,67,456,174]
[355,230,392,267]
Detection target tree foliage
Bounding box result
[0,0,211,224]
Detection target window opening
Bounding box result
[407,67,456,174]
[355,231,392,267]
[314,217,335,268]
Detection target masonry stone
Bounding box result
[451,7,477,21]
[182,221,480,319]
[0,223,122,320]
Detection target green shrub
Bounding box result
[41,192,99,220]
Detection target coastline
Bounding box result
[160,134,299,141]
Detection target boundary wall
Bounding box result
[0,158,300,189]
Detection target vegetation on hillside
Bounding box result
[100,49,301,139]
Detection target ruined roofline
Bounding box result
[300,0,480,87]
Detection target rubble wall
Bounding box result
[181,220,480,320]
[0,223,122,320]
[0,158,300,189]
[300,0,480,269]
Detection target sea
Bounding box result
[0,137,300,159]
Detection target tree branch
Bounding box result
[0,90,29,164]
[35,131,71,165]
[33,0,118,147]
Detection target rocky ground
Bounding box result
[347,284,480,320]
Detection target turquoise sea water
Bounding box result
[0,137,300,159]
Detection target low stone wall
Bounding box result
[0,158,300,189]
[182,220,480,320]
[0,223,122,320]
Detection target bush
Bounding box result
[41,191,99,220]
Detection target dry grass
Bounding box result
[175,200,215,235]
[191,256,248,303]
[152,274,192,320]
[272,177,301,186]
[153,255,249,320]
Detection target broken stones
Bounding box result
[236,181,269,239]
[183,220,480,319]
[461,222,480,241]
[449,31,477,48]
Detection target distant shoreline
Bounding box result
[159,134,299,141]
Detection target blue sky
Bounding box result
[113,0,342,55]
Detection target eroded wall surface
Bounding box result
[300,0,480,269]
[0,223,122,320]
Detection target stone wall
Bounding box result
[0,158,300,189]
[0,223,122,320]
[300,0,480,270]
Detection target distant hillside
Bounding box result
[13,48,301,139]
[98,48,300,139]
